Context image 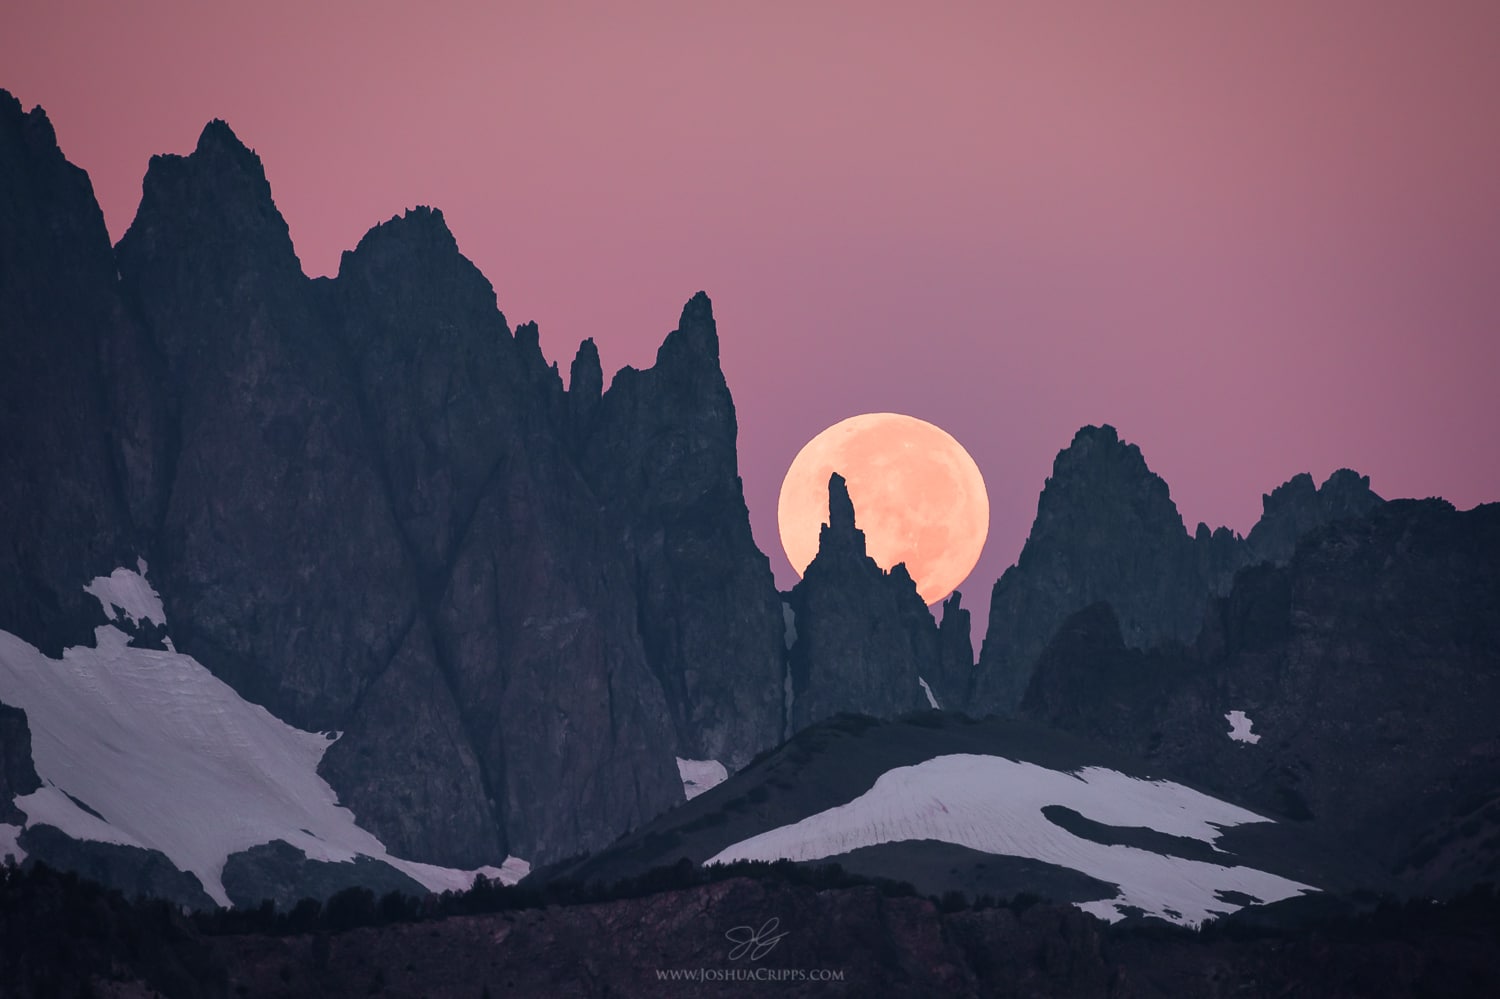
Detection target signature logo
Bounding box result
[724,917,789,961]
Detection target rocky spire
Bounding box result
[785,477,943,729]
[820,472,867,558]
[567,338,603,442]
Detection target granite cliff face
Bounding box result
[0,93,164,656]
[786,475,969,728]
[972,424,1382,714]
[1021,499,1500,896]
[578,294,788,768]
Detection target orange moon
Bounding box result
[777,413,989,605]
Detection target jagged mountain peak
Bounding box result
[1262,471,1318,511]
[119,115,298,280]
[566,337,604,439]
[335,204,506,336]
[0,90,64,166]
[344,205,460,258]
[569,337,602,396]
[1247,467,1382,564]
[1259,468,1380,520]
[179,117,275,203]
[654,289,721,370]
[195,117,252,157]
[1045,424,1179,518]
[1069,422,1122,446]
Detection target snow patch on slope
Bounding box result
[706,754,1313,926]
[678,758,729,800]
[84,560,166,630]
[918,677,940,710]
[1225,710,1261,744]
[0,564,525,906]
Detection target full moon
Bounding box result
[777,413,989,605]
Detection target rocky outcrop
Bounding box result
[972,425,1385,715]
[0,701,40,825]
[1021,499,1500,896]
[16,824,216,910]
[578,293,787,768]
[220,840,425,910]
[786,475,943,728]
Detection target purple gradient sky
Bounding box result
[7,2,1498,616]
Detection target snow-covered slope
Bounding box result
[0,564,527,906]
[706,753,1314,925]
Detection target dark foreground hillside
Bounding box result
[3,862,1498,998]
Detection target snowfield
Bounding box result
[706,753,1314,925]
[677,758,730,800]
[0,565,527,906]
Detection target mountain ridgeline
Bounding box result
[2,89,1496,907]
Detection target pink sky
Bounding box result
[7,1,1498,615]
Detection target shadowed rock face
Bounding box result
[0,93,166,656]
[1022,499,1500,897]
[319,205,679,865]
[578,293,788,769]
[0,701,40,825]
[115,118,414,732]
[220,840,424,911]
[786,475,959,729]
[16,824,215,910]
[112,129,512,865]
[972,424,1383,715]
[930,591,975,710]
